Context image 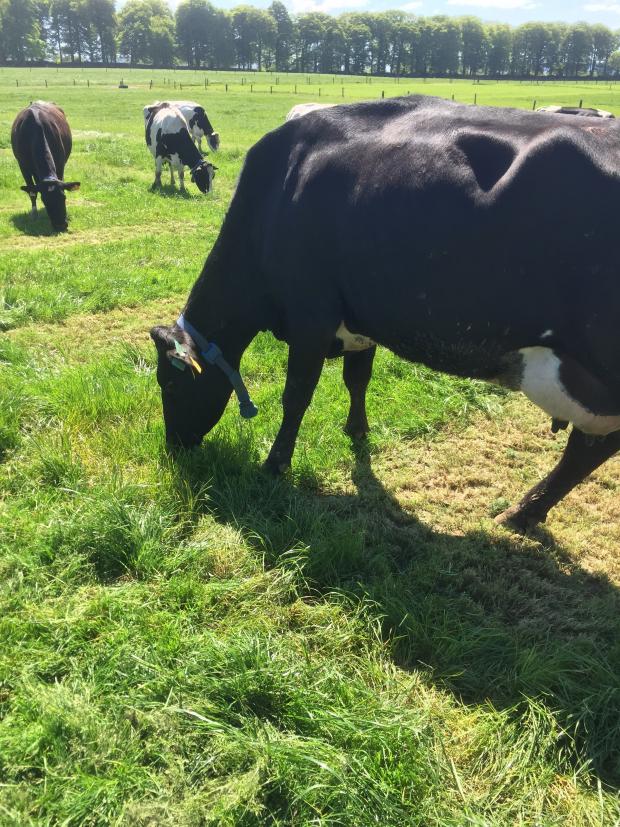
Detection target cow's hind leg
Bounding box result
[343,346,376,438]
[264,336,332,475]
[496,427,620,531]
[151,157,163,190]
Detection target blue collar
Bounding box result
[177,314,258,420]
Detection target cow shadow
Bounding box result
[171,436,620,787]
[10,212,57,236]
[149,185,193,200]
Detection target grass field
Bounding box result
[1,68,620,825]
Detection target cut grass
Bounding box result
[1,69,620,824]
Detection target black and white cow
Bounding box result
[151,95,620,530]
[144,103,216,193]
[145,100,220,154]
[537,105,615,118]
[11,101,80,232]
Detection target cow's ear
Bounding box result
[150,325,176,353]
[20,185,37,195]
[62,181,80,192]
[150,326,201,373]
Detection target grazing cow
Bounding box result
[144,103,216,193]
[144,100,220,153]
[537,105,615,119]
[285,102,336,121]
[151,95,620,530]
[11,101,80,232]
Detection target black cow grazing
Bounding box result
[11,101,80,232]
[151,95,620,531]
[537,105,615,118]
[144,103,216,193]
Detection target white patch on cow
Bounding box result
[285,103,336,122]
[336,322,375,352]
[519,346,620,435]
[540,329,553,339]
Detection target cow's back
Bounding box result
[237,95,620,381]
[12,102,72,176]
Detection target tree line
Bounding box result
[2,0,620,78]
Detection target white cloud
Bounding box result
[400,1,423,8]
[583,2,620,10]
[291,0,369,11]
[447,0,537,8]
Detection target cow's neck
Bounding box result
[30,117,58,183]
[174,130,203,169]
[182,229,265,352]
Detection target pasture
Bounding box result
[1,67,620,825]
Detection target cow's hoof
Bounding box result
[344,420,370,440]
[494,504,544,533]
[262,457,291,476]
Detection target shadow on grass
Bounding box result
[148,184,195,200]
[171,437,620,787]
[10,211,57,236]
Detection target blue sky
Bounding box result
[158,0,620,28]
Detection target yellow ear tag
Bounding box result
[189,356,202,374]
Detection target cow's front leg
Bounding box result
[496,427,620,531]
[178,165,186,192]
[343,346,376,438]
[169,164,176,187]
[264,340,329,475]
[29,192,38,217]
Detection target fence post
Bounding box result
[381,90,385,98]
[341,86,344,97]
[294,84,296,94]
[270,85,272,93]
[226,83,228,92]
[45,79,47,87]
[251,84,253,92]
[532,99,536,110]
[87,79,89,87]
[474,93,477,104]
[319,87,321,96]
[16,79,18,87]
[579,98,583,107]
[150,79,153,89]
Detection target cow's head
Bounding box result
[190,161,216,194]
[22,179,80,232]
[150,324,233,449]
[207,132,220,152]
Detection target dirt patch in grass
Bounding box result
[366,395,620,584]
[0,222,199,252]
[6,294,185,353]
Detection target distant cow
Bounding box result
[285,102,335,121]
[144,103,216,193]
[11,101,80,232]
[151,96,620,531]
[537,105,615,119]
[145,100,220,154]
